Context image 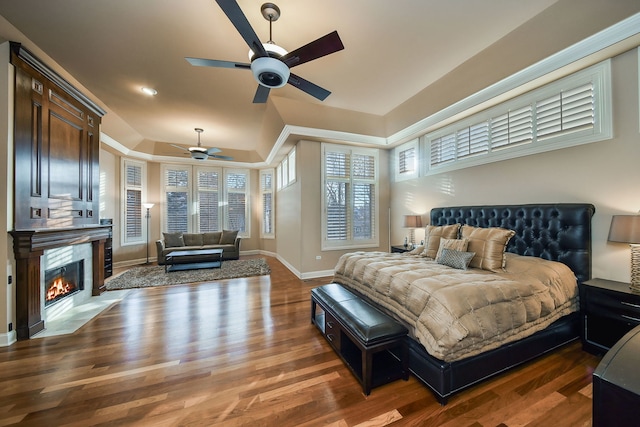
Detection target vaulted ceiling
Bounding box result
[0,0,638,164]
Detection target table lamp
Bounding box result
[608,214,640,291]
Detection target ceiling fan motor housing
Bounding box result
[251,57,289,88]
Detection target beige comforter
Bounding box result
[333,252,579,362]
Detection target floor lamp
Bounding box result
[143,203,154,264]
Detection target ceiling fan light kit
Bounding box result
[252,56,289,88]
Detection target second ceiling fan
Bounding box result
[186,1,344,103]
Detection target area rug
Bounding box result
[105,258,271,290]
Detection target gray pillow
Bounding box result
[219,229,238,244]
[437,248,475,270]
[163,232,184,248]
[203,232,222,245]
[183,233,203,246]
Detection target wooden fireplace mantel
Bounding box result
[11,226,111,340]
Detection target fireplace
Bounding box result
[44,260,84,307]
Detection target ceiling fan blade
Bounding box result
[215,0,267,58]
[185,57,251,69]
[288,73,331,101]
[209,154,234,161]
[281,31,344,68]
[169,143,190,154]
[253,85,271,103]
[206,147,222,155]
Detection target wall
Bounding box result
[390,47,640,283]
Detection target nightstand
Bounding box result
[390,245,411,253]
[580,278,640,354]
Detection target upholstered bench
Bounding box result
[311,283,409,395]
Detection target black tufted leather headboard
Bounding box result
[430,204,595,284]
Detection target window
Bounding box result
[161,165,250,236]
[393,139,418,181]
[196,168,221,232]
[322,143,378,250]
[260,169,275,238]
[121,159,146,245]
[164,166,190,233]
[424,60,611,175]
[225,169,249,233]
[277,146,296,190]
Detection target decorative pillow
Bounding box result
[421,224,460,258]
[437,249,476,270]
[182,233,203,246]
[435,237,469,261]
[163,232,184,248]
[407,245,424,255]
[461,225,516,272]
[203,232,222,245]
[219,229,239,244]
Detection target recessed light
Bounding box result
[141,87,157,96]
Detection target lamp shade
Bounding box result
[143,203,154,209]
[608,215,640,243]
[403,215,423,228]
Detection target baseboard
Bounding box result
[301,270,335,280]
[0,330,17,347]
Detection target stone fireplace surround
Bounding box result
[11,226,110,340]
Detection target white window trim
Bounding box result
[121,158,147,246]
[321,143,379,251]
[393,138,419,182]
[422,60,612,176]
[260,168,275,239]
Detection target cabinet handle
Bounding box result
[327,334,334,342]
[621,314,640,323]
[327,321,334,329]
[621,301,640,309]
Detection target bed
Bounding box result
[333,203,595,403]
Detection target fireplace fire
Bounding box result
[44,260,84,307]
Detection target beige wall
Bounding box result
[391,47,640,283]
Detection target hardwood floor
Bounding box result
[0,256,601,426]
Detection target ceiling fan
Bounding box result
[185,1,344,103]
[169,128,233,161]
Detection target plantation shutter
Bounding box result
[124,161,143,241]
[226,171,247,232]
[430,133,456,166]
[164,168,189,233]
[325,151,349,241]
[197,169,220,232]
[491,106,533,150]
[536,82,594,140]
[398,146,416,174]
[260,170,274,236]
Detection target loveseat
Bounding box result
[155,230,241,265]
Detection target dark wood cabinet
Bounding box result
[580,278,640,354]
[10,42,105,231]
[390,245,411,253]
